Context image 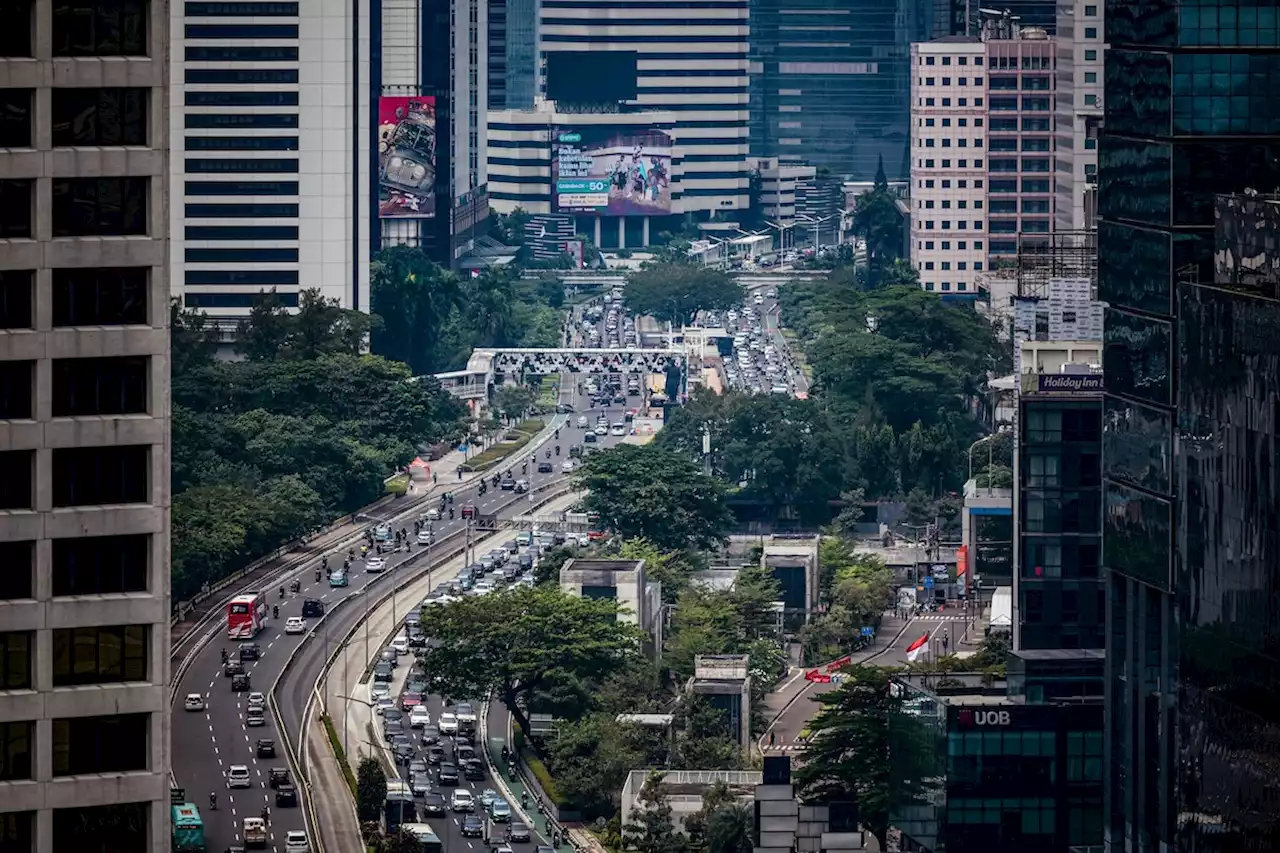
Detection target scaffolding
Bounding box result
[1012,230,1098,300]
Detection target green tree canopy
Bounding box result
[572,443,734,551]
[624,772,688,853]
[356,757,388,823]
[707,803,755,853]
[624,263,744,326]
[413,586,644,738]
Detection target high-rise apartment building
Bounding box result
[1099,2,1280,850]
[749,0,924,181]
[170,0,372,318]
[909,37,990,296]
[930,0,1060,38]
[488,0,536,111]
[1052,0,1105,232]
[0,0,172,849]
[538,0,751,218]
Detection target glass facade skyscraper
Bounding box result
[1098,2,1280,851]
[749,0,931,180]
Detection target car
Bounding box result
[577,416,588,428]
[610,424,626,436]
[594,424,608,436]
[373,662,394,682]
[425,743,446,765]
[421,791,447,815]
[424,507,442,521]
[223,660,246,677]
[410,773,433,797]
[500,478,515,491]
[227,765,252,788]
[583,431,598,443]
[247,691,266,709]
[489,798,512,822]
[420,724,441,745]
[537,461,553,473]
[462,758,485,781]
[284,830,310,853]
[384,721,406,744]
[269,767,291,788]
[231,674,251,692]
[461,814,485,838]
[284,617,306,635]
[508,822,532,843]
[238,643,261,661]
[401,691,423,709]
[766,289,777,298]
[438,712,458,734]
[561,459,575,472]
[184,693,205,712]
[301,598,324,618]
[329,571,349,588]
[514,479,529,493]
[256,739,276,758]
[391,634,410,654]
[366,557,387,572]
[416,529,435,545]
[455,744,477,764]
[408,706,431,728]
[370,683,392,702]
[392,736,415,763]
[275,783,298,807]
[438,761,460,785]
[246,707,266,727]
[476,787,500,808]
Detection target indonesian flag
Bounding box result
[906,632,930,663]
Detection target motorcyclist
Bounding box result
[554,428,560,440]
[546,448,551,459]
[221,648,228,664]
[272,605,279,620]
[555,445,560,456]
[521,791,529,810]
[261,805,270,823]
[315,568,322,582]
[278,586,285,599]
[209,792,217,811]
[501,745,509,762]
[449,508,455,519]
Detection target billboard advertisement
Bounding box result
[552,125,672,216]
[378,96,436,218]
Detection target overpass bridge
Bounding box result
[519,270,827,288]
[434,346,688,405]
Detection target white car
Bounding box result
[766,289,777,298]
[610,425,626,436]
[416,530,433,545]
[391,635,410,654]
[409,707,431,728]
[438,712,458,735]
[227,765,252,788]
[561,459,575,473]
[284,617,306,635]
[754,293,764,304]
[184,693,205,712]
[577,416,588,428]
[366,557,387,572]
[451,789,475,812]
[284,830,311,853]
[423,508,441,521]
[247,692,266,709]
[594,424,608,436]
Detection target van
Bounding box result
[242,817,268,849]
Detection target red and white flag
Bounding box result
[906,632,930,663]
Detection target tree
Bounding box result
[676,694,743,771]
[708,804,755,853]
[379,829,425,853]
[534,545,576,586]
[356,757,387,823]
[494,384,536,421]
[573,443,734,551]
[412,586,643,739]
[624,772,687,853]
[684,781,738,850]
[624,263,743,326]
[794,666,937,851]
[546,714,656,815]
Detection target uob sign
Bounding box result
[958,709,1012,726]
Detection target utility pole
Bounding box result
[702,423,712,476]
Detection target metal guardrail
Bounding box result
[275,483,577,851]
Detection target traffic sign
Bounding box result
[924,576,935,589]
[171,787,185,805]
[860,626,875,637]
[457,444,469,453]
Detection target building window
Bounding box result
[52,713,148,776]
[0,89,32,147]
[52,0,148,56]
[52,534,149,596]
[0,0,33,56]
[52,267,149,327]
[0,542,33,600]
[0,451,33,510]
[52,356,149,417]
[0,632,32,690]
[1084,71,1097,83]
[0,721,33,781]
[1084,49,1097,61]
[1084,26,1097,38]
[51,625,148,686]
[0,360,33,420]
[51,177,148,237]
[51,88,148,147]
[0,180,33,238]
[52,445,150,507]
[0,812,33,852]
[52,802,150,853]
[0,270,34,329]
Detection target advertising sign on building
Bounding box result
[377,96,436,219]
[552,125,673,216]
[1033,373,1104,393]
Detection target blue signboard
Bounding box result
[860,626,875,637]
[924,576,935,589]
[457,444,469,453]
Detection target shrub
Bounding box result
[384,474,410,496]
[460,433,535,471]
[321,714,358,796]
[524,751,564,806]
[512,419,546,435]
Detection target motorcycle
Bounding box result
[546,449,552,459]
[290,580,300,593]
[278,587,285,600]
[449,508,455,519]
[555,445,560,456]
[272,605,279,620]
[315,569,322,582]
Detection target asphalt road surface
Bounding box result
[172,390,636,852]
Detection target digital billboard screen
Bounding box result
[377,96,436,219]
[545,51,638,104]
[552,125,672,217]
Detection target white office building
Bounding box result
[170,0,372,319]
[537,0,751,219]
[909,37,989,295]
[1053,0,1105,232]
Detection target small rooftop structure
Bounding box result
[561,558,663,657]
[621,771,761,834]
[688,655,752,749]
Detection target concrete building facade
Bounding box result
[1052,0,1104,233]
[0,0,173,849]
[169,0,372,318]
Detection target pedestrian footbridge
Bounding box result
[434,346,686,405]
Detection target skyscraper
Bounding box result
[750,0,922,180]
[1099,2,1280,850]
[0,0,172,849]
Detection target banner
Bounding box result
[377,96,437,219]
[552,125,673,216]
[826,655,852,673]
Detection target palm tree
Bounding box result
[707,803,754,853]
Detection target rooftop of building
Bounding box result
[561,558,644,574]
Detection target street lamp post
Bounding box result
[336,692,378,765]
[967,433,1002,494]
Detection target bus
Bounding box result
[171,803,206,853]
[400,824,443,853]
[227,592,268,639]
